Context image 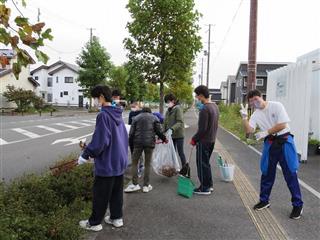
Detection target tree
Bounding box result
[124,0,202,113]
[3,85,39,112]
[166,80,193,105]
[108,65,128,95]
[76,36,113,108]
[0,0,53,78]
[144,83,159,102]
[124,61,146,102]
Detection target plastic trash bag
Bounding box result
[152,131,180,177]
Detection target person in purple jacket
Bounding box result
[78,85,128,232]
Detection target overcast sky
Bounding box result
[6,0,320,88]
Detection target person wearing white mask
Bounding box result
[164,93,186,170]
[240,89,303,220]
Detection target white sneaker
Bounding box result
[142,185,153,193]
[79,220,102,232]
[104,216,124,228]
[124,184,141,193]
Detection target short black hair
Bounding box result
[247,90,261,100]
[164,93,177,103]
[91,85,112,102]
[112,89,121,97]
[194,85,209,98]
[142,107,152,113]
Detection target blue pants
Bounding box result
[260,144,303,207]
[196,142,214,190]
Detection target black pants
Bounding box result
[89,175,123,226]
[196,142,214,190]
[173,138,186,166]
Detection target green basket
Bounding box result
[177,175,195,198]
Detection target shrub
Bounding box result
[0,159,94,240]
[308,138,320,145]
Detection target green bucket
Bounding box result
[177,175,195,198]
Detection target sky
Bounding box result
[5,0,320,88]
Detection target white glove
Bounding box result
[240,104,249,119]
[166,129,173,136]
[255,131,269,141]
[78,155,88,165]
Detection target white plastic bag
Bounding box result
[152,132,180,177]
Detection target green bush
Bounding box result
[308,138,320,145]
[0,161,94,240]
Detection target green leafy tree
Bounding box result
[124,0,202,113]
[76,36,113,108]
[3,85,38,112]
[0,0,53,78]
[124,61,146,102]
[144,83,159,102]
[108,65,128,95]
[166,80,194,105]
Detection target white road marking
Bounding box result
[220,125,320,200]
[81,120,96,124]
[52,133,93,146]
[69,121,92,126]
[12,128,40,138]
[0,138,8,145]
[36,125,62,133]
[55,123,79,129]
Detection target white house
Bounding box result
[267,49,320,161]
[31,61,88,107]
[219,81,228,104]
[0,49,39,109]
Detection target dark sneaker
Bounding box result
[194,187,211,195]
[290,206,303,219]
[253,201,270,210]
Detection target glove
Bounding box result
[189,138,196,146]
[166,129,173,136]
[255,131,269,141]
[240,103,249,119]
[78,155,88,165]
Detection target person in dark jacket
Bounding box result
[79,85,128,231]
[164,94,186,168]
[125,107,167,193]
[190,85,219,195]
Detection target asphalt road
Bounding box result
[0,112,129,181]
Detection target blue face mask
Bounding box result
[195,101,204,110]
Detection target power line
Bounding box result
[11,0,25,17]
[212,0,244,63]
[45,45,81,55]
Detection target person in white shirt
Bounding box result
[240,90,303,220]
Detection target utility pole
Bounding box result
[201,57,204,85]
[206,24,212,88]
[87,28,96,43]
[37,8,40,22]
[247,0,258,91]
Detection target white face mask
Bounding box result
[166,102,175,108]
[131,107,138,112]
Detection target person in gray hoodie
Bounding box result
[78,85,128,232]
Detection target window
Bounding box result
[65,77,74,83]
[64,91,68,96]
[56,76,59,83]
[47,77,53,87]
[42,93,45,99]
[34,76,38,80]
[256,78,264,86]
[60,92,63,98]
[47,93,52,102]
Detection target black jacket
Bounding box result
[129,112,166,148]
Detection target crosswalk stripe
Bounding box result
[0,138,8,145]
[81,120,96,124]
[69,121,92,126]
[12,128,40,138]
[36,125,62,133]
[55,123,79,129]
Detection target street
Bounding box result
[0,112,129,181]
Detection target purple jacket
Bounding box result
[82,106,128,177]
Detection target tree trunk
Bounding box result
[159,81,164,114]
